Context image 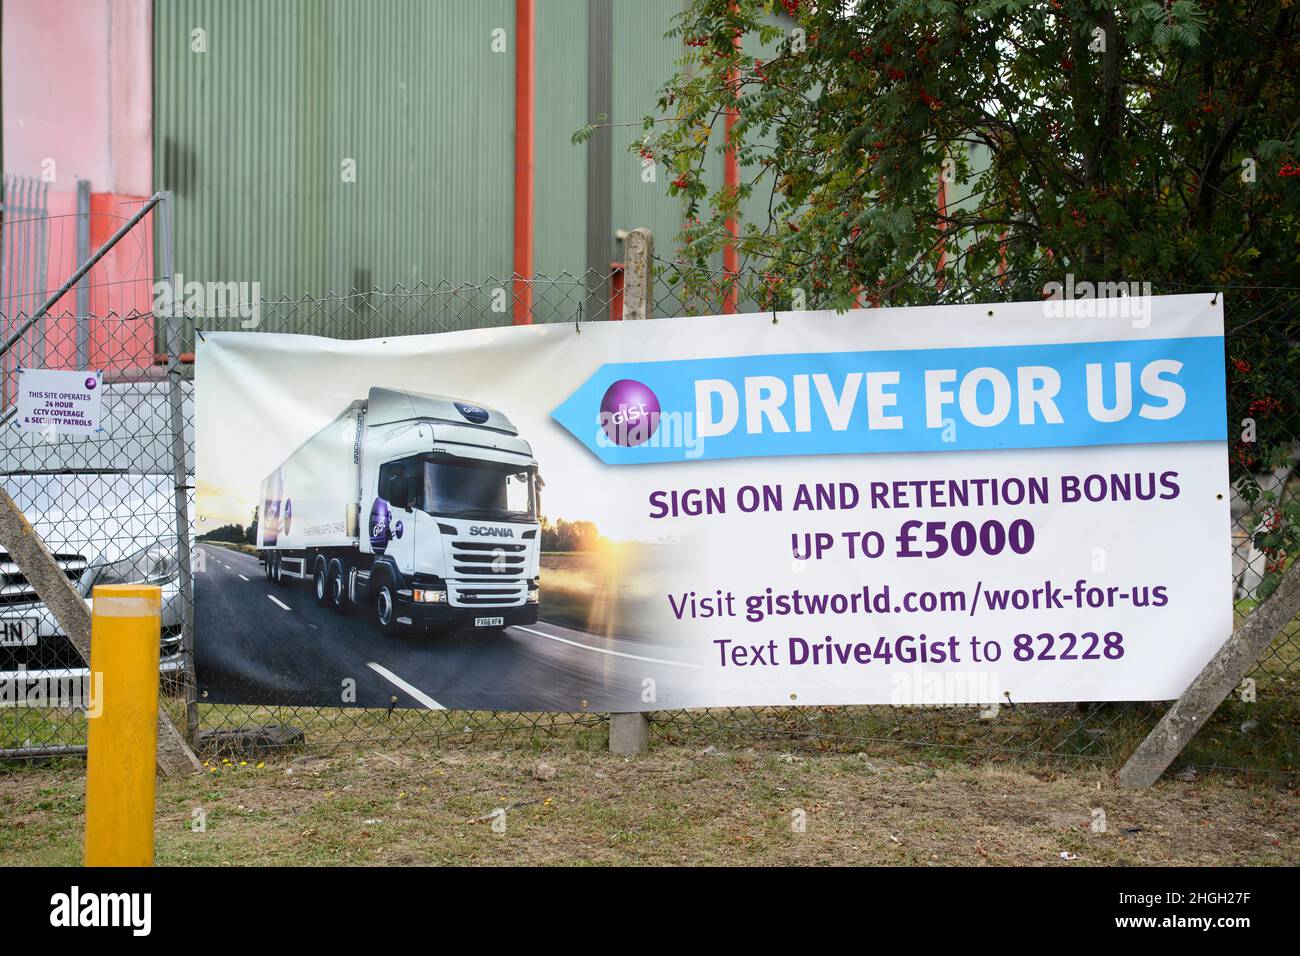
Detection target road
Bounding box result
[193,545,696,712]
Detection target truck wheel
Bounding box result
[327,559,348,612]
[263,553,273,580]
[312,557,329,605]
[372,573,400,635]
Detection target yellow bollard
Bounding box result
[84,584,162,866]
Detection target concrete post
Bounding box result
[609,711,650,756]
[608,227,653,754]
[621,227,653,322]
[1118,556,1300,787]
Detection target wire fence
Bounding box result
[0,196,1295,776]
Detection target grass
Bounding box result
[2,736,1295,866]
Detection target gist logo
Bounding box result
[369,498,391,553]
[599,379,660,447]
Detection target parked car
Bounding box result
[0,378,194,689]
[0,473,189,686]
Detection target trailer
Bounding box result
[257,387,541,634]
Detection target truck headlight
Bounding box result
[527,587,539,604]
[413,589,446,603]
[79,541,179,597]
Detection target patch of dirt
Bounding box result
[1,744,1295,866]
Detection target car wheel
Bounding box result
[313,557,329,605]
[372,574,400,635]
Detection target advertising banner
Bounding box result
[194,295,1230,712]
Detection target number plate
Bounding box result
[0,618,39,647]
[474,616,505,628]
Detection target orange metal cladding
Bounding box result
[512,0,536,325]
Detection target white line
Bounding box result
[366,662,446,710]
[513,625,698,668]
[267,595,291,611]
[238,574,249,582]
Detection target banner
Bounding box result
[194,294,1231,711]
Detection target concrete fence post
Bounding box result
[1117,556,1300,787]
[610,711,650,756]
[608,227,653,754]
[621,227,653,322]
[0,480,201,777]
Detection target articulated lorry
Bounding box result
[257,387,541,635]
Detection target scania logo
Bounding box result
[469,526,514,538]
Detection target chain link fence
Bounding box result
[652,258,1299,775]
[1,199,1295,776]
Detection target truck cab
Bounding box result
[262,388,541,635]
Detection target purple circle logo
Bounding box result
[600,379,660,446]
[369,498,392,553]
[394,520,404,540]
[84,377,97,390]
[283,499,292,536]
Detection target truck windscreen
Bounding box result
[417,457,535,521]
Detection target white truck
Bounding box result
[257,387,541,635]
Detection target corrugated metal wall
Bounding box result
[155,0,520,305]
[155,0,707,342]
[610,0,685,262]
[535,5,588,280]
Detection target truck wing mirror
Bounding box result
[387,475,409,509]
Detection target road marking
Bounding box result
[366,662,446,710]
[267,595,291,611]
[513,625,698,668]
[238,574,249,581]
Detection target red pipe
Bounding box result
[722,16,740,314]
[512,0,535,325]
[935,172,949,292]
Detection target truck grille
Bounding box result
[449,540,526,577]
[451,584,527,606]
[447,540,526,607]
[0,553,86,607]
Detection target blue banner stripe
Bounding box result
[551,336,1227,465]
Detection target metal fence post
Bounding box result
[609,227,652,754]
[84,585,163,866]
[157,191,200,743]
[75,180,91,369]
[621,227,653,321]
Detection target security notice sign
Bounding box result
[14,368,103,436]
[194,294,1230,712]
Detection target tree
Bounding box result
[198,523,246,544]
[638,0,1298,307]
[635,0,1299,544]
[541,518,604,552]
[247,505,259,545]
